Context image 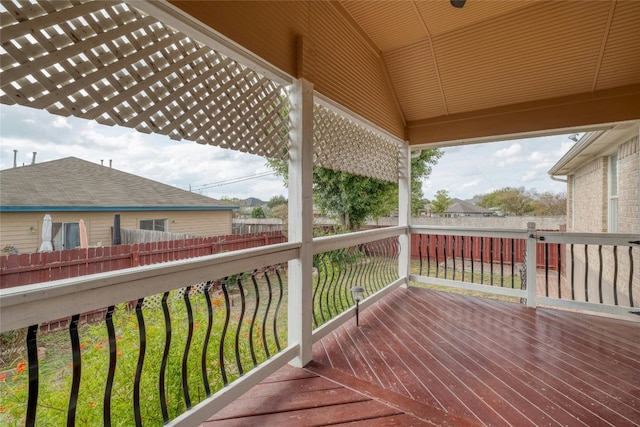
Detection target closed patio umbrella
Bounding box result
[79,219,88,248]
[38,214,53,252]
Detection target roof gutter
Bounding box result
[549,175,567,183]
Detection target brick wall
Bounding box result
[571,157,606,232]
[618,135,639,234]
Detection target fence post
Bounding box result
[526,222,537,307]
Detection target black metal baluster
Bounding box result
[331,250,343,314]
[104,305,116,427]
[490,238,494,286]
[629,247,635,307]
[344,248,358,305]
[470,236,474,283]
[452,235,457,281]
[273,265,284,351]
[262,270,273,358]
[249,271,260,368]
[202,282,213,396]
[220,279,231,385]
[234,276,246,376]
[557,244,562,299]
[67,314,81,427]
[570,244,575,300]
[26,324,39,427]
[461,235,465,282]
[480,237,484,284]
[317,254,330,325]
[133,298,146,427]
[598,245,603,304]
[443,235,448,280]
[371,241,384,292]
[511,239,515,288]
[584,245,589,302]
[182,287,194,408]
[418,234,423,275]
[311,254,321,328]
[435,235,440,278]
[612,246,618,306]
[426,234,431,276]
[545,243,550,297]
[158,292,171,422]
[500,238,504,287]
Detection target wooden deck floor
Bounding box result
[203,287,640,426]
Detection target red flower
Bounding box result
[16,361,27,374]
[89,402,96,408]
[0,373,6,382]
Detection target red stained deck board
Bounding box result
[203,287,640,427]
[204,399,402,427]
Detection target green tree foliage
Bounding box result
[251,206,266,218]
[266,195,287,209]
[477,187,566,216]
[431,189,452,215]
[266,149,442,230]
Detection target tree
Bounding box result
[531,191,566,216]
[251,206,266,218]
[478,187,534,216]
[431,189,452,215]
[266,148,442,230]
[267,195,287,209]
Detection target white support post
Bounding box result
[526,222,537,307]
[287,78,314,367]
[398,144,411,288]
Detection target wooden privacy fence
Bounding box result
[0,231,286,289]
[411,233,561,271]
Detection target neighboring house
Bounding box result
[444,198,493,218]
[237,197,267,218]
[0,157,237,253]
[549,122,639,235]
[548,121,639,304]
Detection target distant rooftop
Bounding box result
[0,157,237,212]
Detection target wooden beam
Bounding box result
[407,85,640,145]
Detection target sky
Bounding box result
[0,104,574,202]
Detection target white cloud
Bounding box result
[52,116,72,129]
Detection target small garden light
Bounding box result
[350,286,364,326]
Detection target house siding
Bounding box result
[0,210,233,254]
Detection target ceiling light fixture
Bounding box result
[450,0,466,8]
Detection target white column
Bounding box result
[287,78,314,367]
[398,144,411,288]
[526,222,537,307]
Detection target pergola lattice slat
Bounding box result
[0,0,289,159]
[1,0,400,181]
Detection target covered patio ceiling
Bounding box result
[1,0,639,179]
[168,0,640,145]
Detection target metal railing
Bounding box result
[0,243,299,427]
[0,227,407,426]
[410,225,531,302]
[410,224,640,319]
[536,232,639,317]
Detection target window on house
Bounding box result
[608,154,618,232]
[52,222,80,250]
[140,219,168,232]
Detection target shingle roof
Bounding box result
[445,198,492,215]
[0,157,235,211]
